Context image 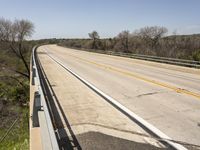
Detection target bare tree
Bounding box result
[115,30,131,52]
[0,18,12,41]
[13,19,34,42]
[0,18,34,79]
[88,30,100,49]
[138,26,168,39]
[138,26,168,51]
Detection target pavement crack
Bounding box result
[136,92,159,98]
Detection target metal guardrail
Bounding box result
[65,46,200,68]
[31,46,59,150]
[96,50,200,68]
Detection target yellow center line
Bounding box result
[65,52,200,100]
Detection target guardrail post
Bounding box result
[32,91,42,127]
[32,67,36,85]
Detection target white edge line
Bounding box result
[44,48,187,150]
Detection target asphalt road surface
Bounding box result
[38,45,200,149]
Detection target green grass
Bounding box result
[0,107,29,150]
[0,41,34,150]
[0,40,54,150]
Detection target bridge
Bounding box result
[30,45,200,150]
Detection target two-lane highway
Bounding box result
[38,45,200,149]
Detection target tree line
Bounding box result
[59,27,200,61]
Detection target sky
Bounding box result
[1,0,200,39]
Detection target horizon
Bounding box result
[1,0,200,40]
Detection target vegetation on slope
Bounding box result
[0,18,34,150]
[0,17,63,149]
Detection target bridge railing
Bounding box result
[64,46,200,68]
[95,50,200,68]
[31,46,59,150]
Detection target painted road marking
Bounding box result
[43,49,187,150]
[63,52,200,100]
